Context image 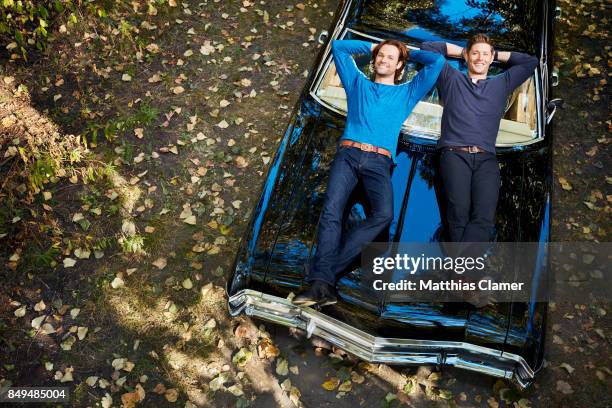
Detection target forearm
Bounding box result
[331,40,373,90]
[409,50,444,66]
[331,39,374,57]
[496,51,511,63]
[407,53,445,101]
[504,51,539,89]
[445,42,463,58]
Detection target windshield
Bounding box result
[312,30,539,146]
[353,0,540,55]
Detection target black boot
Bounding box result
[292,281,337,307]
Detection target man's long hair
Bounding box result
[371,39,409,83]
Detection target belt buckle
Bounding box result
[361,143,374,152]
[468,146,479,154]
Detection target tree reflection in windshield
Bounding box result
[358,0,539,54]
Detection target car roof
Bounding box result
[347,0,543,55]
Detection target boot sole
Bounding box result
[292,299,318,307]
[292,298,337,308]
[318,299,337,307]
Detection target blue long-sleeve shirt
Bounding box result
[420,41,539,153]
[331,40,445,160]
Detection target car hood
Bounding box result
[231,95,549,368]
[262,106,531,343]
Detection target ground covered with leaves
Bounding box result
[0,0,609,407]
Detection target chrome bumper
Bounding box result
[228,289,535,388]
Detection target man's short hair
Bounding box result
[371,39,409,83]
[466,33,494,53]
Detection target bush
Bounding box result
[0,0,78,60]
[0,76,87,192]
[0,0,168,60]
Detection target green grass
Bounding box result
[23,244,61,270]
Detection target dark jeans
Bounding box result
[439,149,500,243]
[307,146,394,286]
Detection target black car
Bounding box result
[227,0,561,388]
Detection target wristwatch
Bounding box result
[494,50,499,61]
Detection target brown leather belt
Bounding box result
[444,146,486,153]
[340,140,391,158]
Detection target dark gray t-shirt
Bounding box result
[420,41,538,153]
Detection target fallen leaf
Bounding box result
[70,308,80,319]
[63,258,77,268]
[111,277,125,289]
[289,386,301,406]
[183,215,197,225]
[182,278,193,289]
[121,391,140,408]
[31,315,45,329]
[200,42,215,55]
[556,380,573,394]
[338,380,352,392]
[276,358,289,376]
[148,73,162,83]
[112,358,127,370]
[351,371,365,384]
[234,324,251,338]
[558,177,572,191]
[227,384,244,396]
[153,383,166,394]
[559,363,575,374]
[59,366,74,383]
[152,257,167,269]
[257,338,280,359]
[165,388,178,402]
[101,393,112,408]
[235,156,248,168]
[41,323,56,334]
[77,326,89,340]
[209,373,229,391]
[232,348,253,367]
[321,377,340,391]
[61,336,76,350]
[14,306,26,317]
[74,248,91,259]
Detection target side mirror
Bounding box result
[317,30,329,45]
[551,68,559,87]
[546,98,564,125]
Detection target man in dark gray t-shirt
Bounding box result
[421,34,538,243]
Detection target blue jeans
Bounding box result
[307,146,394,286]
[438,149,500,242]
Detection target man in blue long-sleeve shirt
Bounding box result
[421,34,538,244]
[293,39,444,307]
